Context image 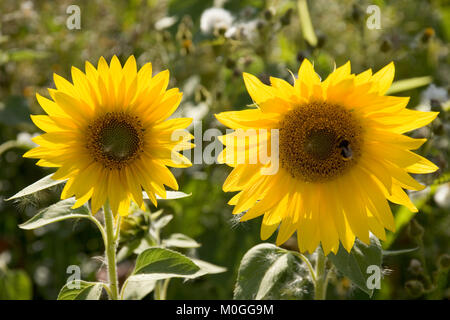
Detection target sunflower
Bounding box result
[215,59,439,255]
[24,56,194,216]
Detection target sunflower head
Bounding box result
[216,59,439,255]
[24,56,194,216]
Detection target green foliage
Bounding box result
[132,247,200,279]
[118,206,226,299]
[18,199,90,230]
[234,243,313,300]
[0,0,449,300]
[386,76,433,94]
[144,191,191,200]
[121,278,157,300]
[57,281,103,300]
[6,174,65,201]
[297,0,317,47]
[382,248,418,257]
[163,233,201,248]
[0,267,32,300]
[328,236,383,297]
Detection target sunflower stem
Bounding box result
[314,247,328,300]
[103,202,119,300]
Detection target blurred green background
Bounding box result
[0,0,449,300]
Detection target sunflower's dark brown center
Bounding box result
[279,101,363,183]
[86,112,144,170]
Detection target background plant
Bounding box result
[0,0,449,299]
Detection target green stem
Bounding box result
[87,215,107,247]
[154,281,162,300]
[291,251,316,283]
[314,247,328,300]
[119,277,130,300]
[160,279,170,300]
[154,278,170,300]
[103,203,119,300]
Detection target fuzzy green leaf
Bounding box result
[19,198,90,230]
[152,214,173,230]
[382,247,418,256]
[297,0,318,46]
[121,278,156,300]
[57,281,103,300]
[386,76,432,94]
[143,191,191,201]
[234,243,313,300]
[328,236,383,297]
[163,233,201,248]
[131,247,200,281]
[184,259,227,279]
[6,174,65,201]
[0,268,32,300]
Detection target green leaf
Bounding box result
[382,247,418,257]
[328,236,383,297]
[117,239,142,262]
[123,257,226,299]
[8,49,49,62]
[121,278,156,300]
[163,233,201,248]
[143,191,191,201]
[123,249,225,297]
[0,268,33,300]
[131,247,200,281]
[234,243,313,300]
[57,281,103,300]
[297,0,318,47]
[386,76,432,94]
[152,214,173,230]
[184,259,227,279]
[150,209,164,220]
[19,198,90,230]
[6,174,65,201]
[157,191,192,200]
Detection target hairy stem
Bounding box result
[314,247,328,300]
[103,203,119,300]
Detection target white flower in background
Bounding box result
[434,183,450,209]
[0,251,11,268]
[417,84,448,111]
[183,102,209,122]
[155,16,178,30]
[17,132,38,148]
[200,8,233,34]
[422,84,448,103]
[20,1,34,15]
[225,20,259,42]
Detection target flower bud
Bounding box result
[408,259,423,276]
[405,280,424,298]
[421,27,435,43]
[438,253,450,270]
